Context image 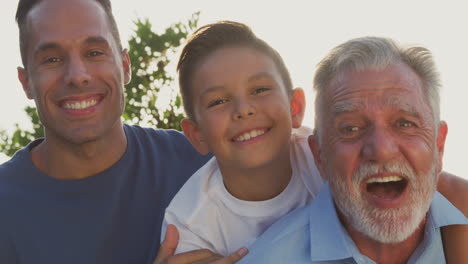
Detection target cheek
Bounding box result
[323,140,362,184]
[401,138,435,174]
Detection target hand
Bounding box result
[153,224,248,264]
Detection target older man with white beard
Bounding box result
[237,37,468,264]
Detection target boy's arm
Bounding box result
[437,171,468,264]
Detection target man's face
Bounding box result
[18,0,131,145]
[311,62,447,243]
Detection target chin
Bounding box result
[330,160,438,244]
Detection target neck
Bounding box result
[31,124,127,180]
[341,212,426,264]
[219,147,292,201]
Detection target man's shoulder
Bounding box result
[0,144,31,181]
[238,205,311,263]
[124,124,195,152]
[124,124,186,141]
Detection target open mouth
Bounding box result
[365,176,408,200]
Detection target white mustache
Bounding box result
[352,161,416,184]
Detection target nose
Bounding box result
[64,54,91,88]
[232,98,256,120]
[362,125,399,163]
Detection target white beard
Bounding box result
[328,157,438,243]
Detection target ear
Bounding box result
[121,49,132,84]
[181,118,210,155]
[308,133,328,180]
[18,67,34,100]
[435,121,448,173]
[290,88,306,129]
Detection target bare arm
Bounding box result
[153,224,248,264]
[438,171,468,264]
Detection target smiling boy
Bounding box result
[161,21,324,256]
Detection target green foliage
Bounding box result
[0,13,199,157]
[0,106,43,157]
[124,12,199,129]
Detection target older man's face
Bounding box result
[312,62,447,243]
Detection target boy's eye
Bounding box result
[252,87,270,95]
[208,98,228,108]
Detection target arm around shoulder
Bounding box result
[438,171,468,216]
[438,171,468,264]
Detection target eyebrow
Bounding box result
[383,97,421,118]
[84,36,111,47]
[333,100,365,115]
[247,72,277,83]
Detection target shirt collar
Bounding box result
[429,191,468,228]
[308,183,355,262]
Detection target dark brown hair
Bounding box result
[177,21,293,120]
[15,0,123,67]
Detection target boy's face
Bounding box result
[183,46,298,171]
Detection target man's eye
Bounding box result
[397,120,415,128]
[252,87,270,95]
[208,98,228,108]
[339,125,362,139]
[343,126,359,133]
[89,50,104,57]
[43,57,61,64]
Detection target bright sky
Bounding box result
[1,0,467,180]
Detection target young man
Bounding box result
[0,0,213,263]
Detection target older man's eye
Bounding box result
[397,120,415,128]
[340,126,361,137]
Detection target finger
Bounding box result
[169,249,218,263]
[215,247,248,264]
[153,224,179,264]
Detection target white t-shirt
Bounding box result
[161,126,324,256]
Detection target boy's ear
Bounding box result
[308,133,328,180]
[290,88,306,129]
[181,118,210,155]
[18,67,34,100]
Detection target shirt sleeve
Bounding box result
[161,210,216,254]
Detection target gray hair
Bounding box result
[313,36,441,139]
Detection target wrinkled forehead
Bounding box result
[321,62,434,120]
[328,63,427,103]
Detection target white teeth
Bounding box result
[234,129,266,142]
[366,176,403,184]
[64,99,98,110]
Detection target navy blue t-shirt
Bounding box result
[0,125,211,264]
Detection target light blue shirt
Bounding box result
[239,183,468,264]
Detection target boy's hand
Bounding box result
[153,224,248,264]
